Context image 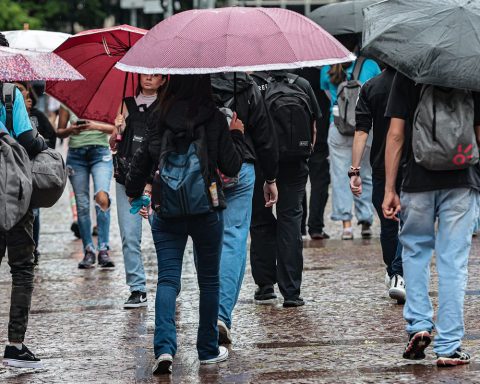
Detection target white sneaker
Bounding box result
[152,353,173,375]
[389,275,406,303]
[217,320,232,345]
[341,227,353,240]
[200,346,229,365]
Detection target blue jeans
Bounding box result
[400,188,476,356]
[116,182,149,293]
[67,146,113,251]
[328,123,374,223]
[218,163,255,329]
[151,211,224,360]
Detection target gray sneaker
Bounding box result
[78,249,96,269]
[98,250,115,269]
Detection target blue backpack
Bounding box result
[152,125,217,218]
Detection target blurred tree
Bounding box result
[0,0,41,30]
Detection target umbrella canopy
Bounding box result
[46,25,146,124]
[362,0,480,91]
[116,7,354,75]
[0,46,84,82]
[2,30,71,52]
[309,0,378,36]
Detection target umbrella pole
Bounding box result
[120,71,129,115]
[233,72,237,112]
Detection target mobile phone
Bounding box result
[76,119,87,125]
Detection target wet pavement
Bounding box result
[1,186,480,384]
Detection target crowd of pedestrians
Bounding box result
[1,2,480,375]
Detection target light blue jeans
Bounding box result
[218,163,255,329]
[327,123,374,223]
[116,182,150,293]
[400,188,477,356]
[67,146,113,252]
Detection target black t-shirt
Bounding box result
[356,68,396,179]
[385,72,480,192]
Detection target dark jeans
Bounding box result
[372,177,403,277]
[0,211,35,342]
[33,209,40,252]
[250,160,309,300]
[151,211,223,360]
[307,144,330,234]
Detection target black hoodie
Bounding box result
[125,100,245,207]
[211,72,278,181]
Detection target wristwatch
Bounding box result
[265,179,276,185]
[348,166,360,178]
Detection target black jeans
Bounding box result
[250,160,309,300]
[0,211,35,342]
[371,177,403,277]
[307,144,330,235]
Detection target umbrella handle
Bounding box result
[120,72,129,115]
[233,72,237,112]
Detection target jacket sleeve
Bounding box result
[17,129,48,157]
[247,86,278,180]
[355,81,373,133]
[36,111,57,149]
[216,112,245,177]
[125,125,154,198]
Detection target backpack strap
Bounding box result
[2,83,16,135]
[351,57,367,81]
[124,97,139,115]
[285,73,299,85]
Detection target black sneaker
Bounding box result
[254,285,277,305]
[283,297,305,308]
[3,344,43,369]
[92,225,98,237]
[437,349,471,367]
[309,231,330,240]
[70,221,81,239]
[360,222,372,239]
[152,354,173,375]
[124,291,147,308]
[78,249,96,269]
[403,331,432,360]
[98,250,115,269]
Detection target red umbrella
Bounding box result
[116,7,354,75]
[46,25,146,124]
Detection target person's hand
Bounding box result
[229,112,244,134]
[115,114,126,131]
[79,120,93,130]
[69,124,82,135]
[350,175,362,196]
[263,181,278,208]
[109,129,118,151]
[382,190,401,222]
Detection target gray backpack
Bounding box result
[0,132,32,231]
[412,85,479,171]
[334,57,366,136]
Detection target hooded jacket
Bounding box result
[125,100,245,209]
[211,72,278,181]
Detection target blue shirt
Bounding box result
[0,120,7,134]
[320,59,381,123]
[0,88,32,138]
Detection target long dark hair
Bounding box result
[157,74,215,127]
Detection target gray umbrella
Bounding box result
[362,0,480,91]
[309,0,378,36]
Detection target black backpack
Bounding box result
[114,97,157,184]
[264,74,313,160]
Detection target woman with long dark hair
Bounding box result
[125,74,245,374]
[111,74,166,308]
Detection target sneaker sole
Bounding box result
[389,288,406,302]
[341,235,354,240]
[437,357,470,367]
[99,266,115,270]
[254,298,277,305]
[152,360,172,374]
[78,265,95,269]
[123,302,148,309]
[361,233,372,239]
[3,359,44,369]
[403,332,432,360]
[200,350,229,365]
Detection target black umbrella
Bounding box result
[362,0,480,91]
[309,0,378,36]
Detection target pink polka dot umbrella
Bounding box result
[0,46,84,82]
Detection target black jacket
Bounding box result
[29,108,56,149]
[211,72,278,181]
[125,101,245,206]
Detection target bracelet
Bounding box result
[265,179,276,185]
[349,166,361,171]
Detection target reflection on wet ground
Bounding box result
[1,189,480,383]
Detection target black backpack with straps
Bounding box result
[114,96,157,185]
[1,83,16,133]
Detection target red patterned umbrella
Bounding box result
[46,25,146,124]
[0,46,84,81]
[116,7,354,74]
